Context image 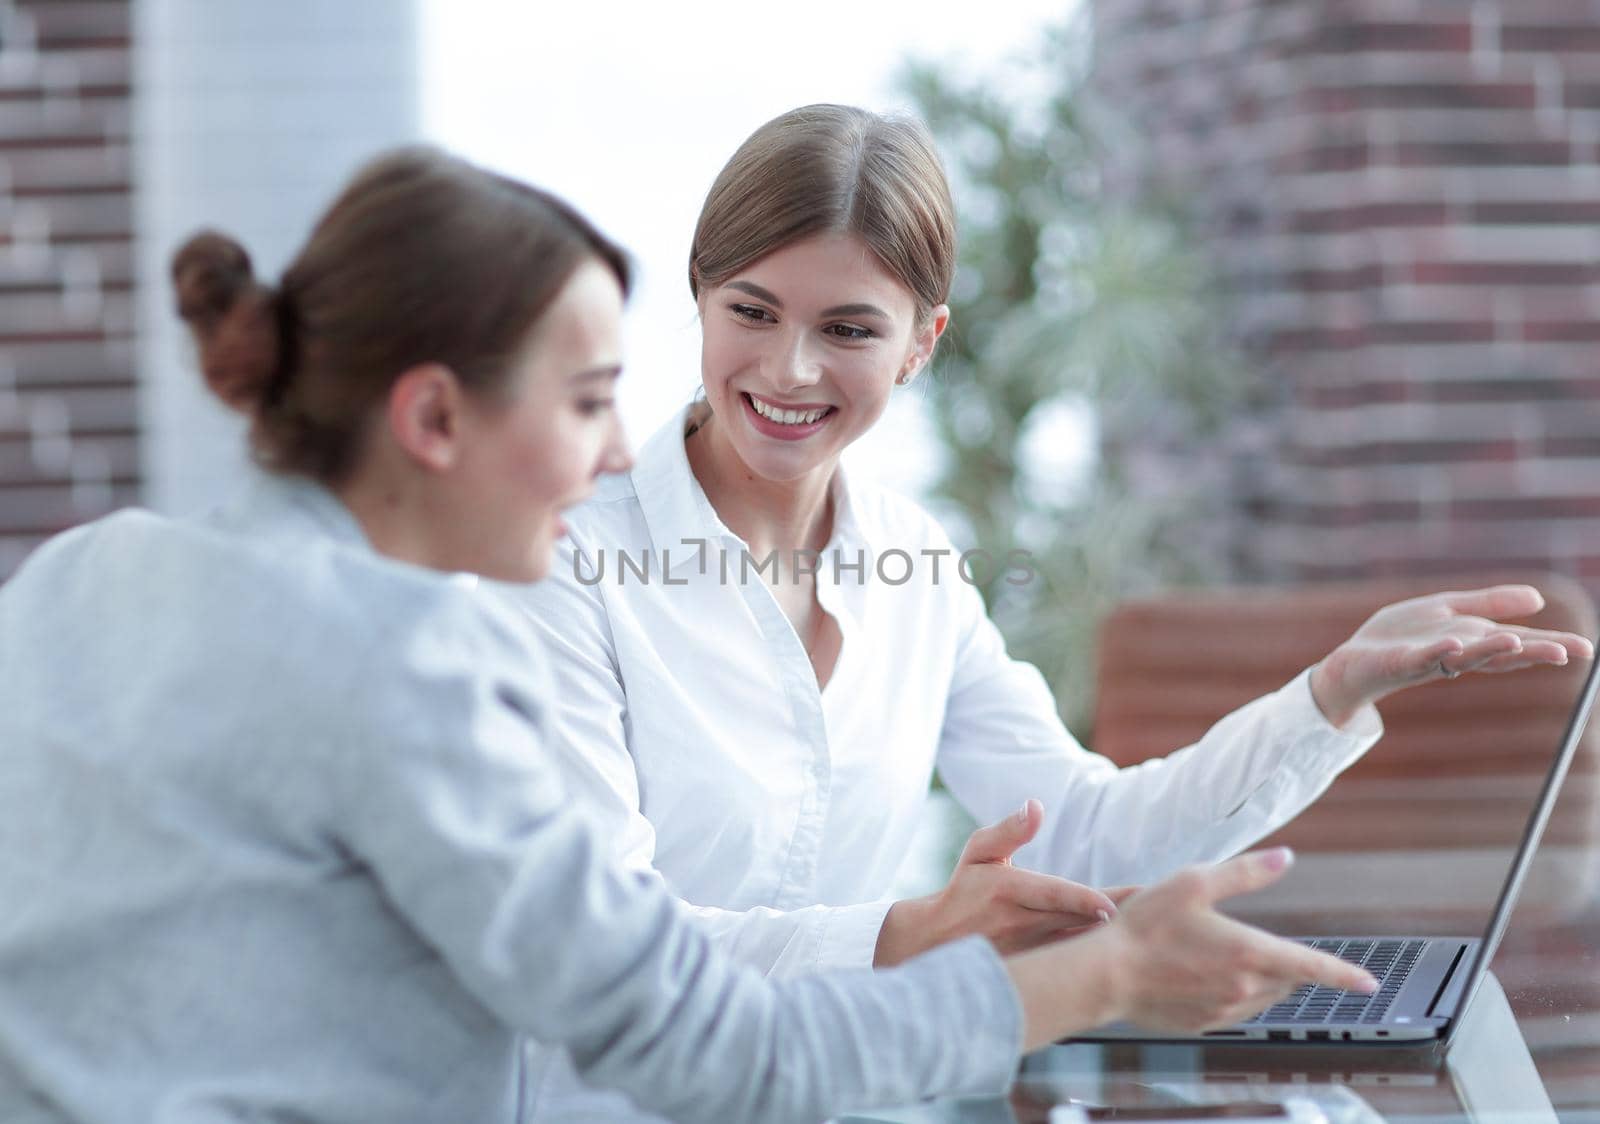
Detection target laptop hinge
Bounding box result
[1425,942,1469,1018]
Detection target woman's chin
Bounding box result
[482,539,553,586]
[731,435,836,484]
[522,541,556,584]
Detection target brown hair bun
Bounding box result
[167,148,630,483]
[171,231,282,414]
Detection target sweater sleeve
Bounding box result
[933,558,1381,887]
[332,589,1023,1123]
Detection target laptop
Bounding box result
[1074,652,1600,1046]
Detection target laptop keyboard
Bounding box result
[1243,938,1428,1025]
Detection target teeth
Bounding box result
[749,395,829,425]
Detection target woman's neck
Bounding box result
[685,404,835,560]
[335,474,436,570]
[332,445,459,573]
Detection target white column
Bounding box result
[133,0,420,515]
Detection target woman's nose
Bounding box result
[599,416,633,476]
[770,334,821,391]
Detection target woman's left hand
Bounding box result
[1310,584,1594,728]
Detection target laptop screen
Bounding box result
[1456,649,1600,1016]
[1235,647,1600,988]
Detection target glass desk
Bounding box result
[850,972,1554,1123]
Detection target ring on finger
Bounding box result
[1438,660,1462,680]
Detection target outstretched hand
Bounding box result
[1310,584,1593,727]
[874,799,1129,967]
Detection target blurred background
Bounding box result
[7,0,1600,732]
[9,0,1600,864]
[5,0,1600,1103]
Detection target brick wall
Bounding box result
[1093,0,1600,585]
[0,1,420,582]
[0,0,137,581]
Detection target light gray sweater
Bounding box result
[0,472,1021,1123]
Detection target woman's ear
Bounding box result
[386,362,466,472]
[898,304,951,387]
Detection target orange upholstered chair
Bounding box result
[1091,574,1599,857]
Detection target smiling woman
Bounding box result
[679,106,956,693]
[694,232,944,477]
[509,102,1592,1124]
[688,231,941,685]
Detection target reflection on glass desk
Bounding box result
[853,659,1600,1123]
[847,971,1558,1123]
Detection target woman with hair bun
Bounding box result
[516,104,1592,1119]
[0,145,1381,1123]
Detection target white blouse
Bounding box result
[510,402,1382,1122]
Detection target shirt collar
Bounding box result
[827,459,869,554]
[631,400,874,577]
[632,401,736,575]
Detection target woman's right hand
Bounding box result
[874,799,1123,967]
[1005,847,1379,1051]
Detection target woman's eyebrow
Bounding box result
[819,302,890,320]
[725,282,889,321]
[726,280,782,306]
[566,365,621,385]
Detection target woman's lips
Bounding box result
[741,392,835,441]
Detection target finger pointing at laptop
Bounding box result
[1007,847,1377,1049]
